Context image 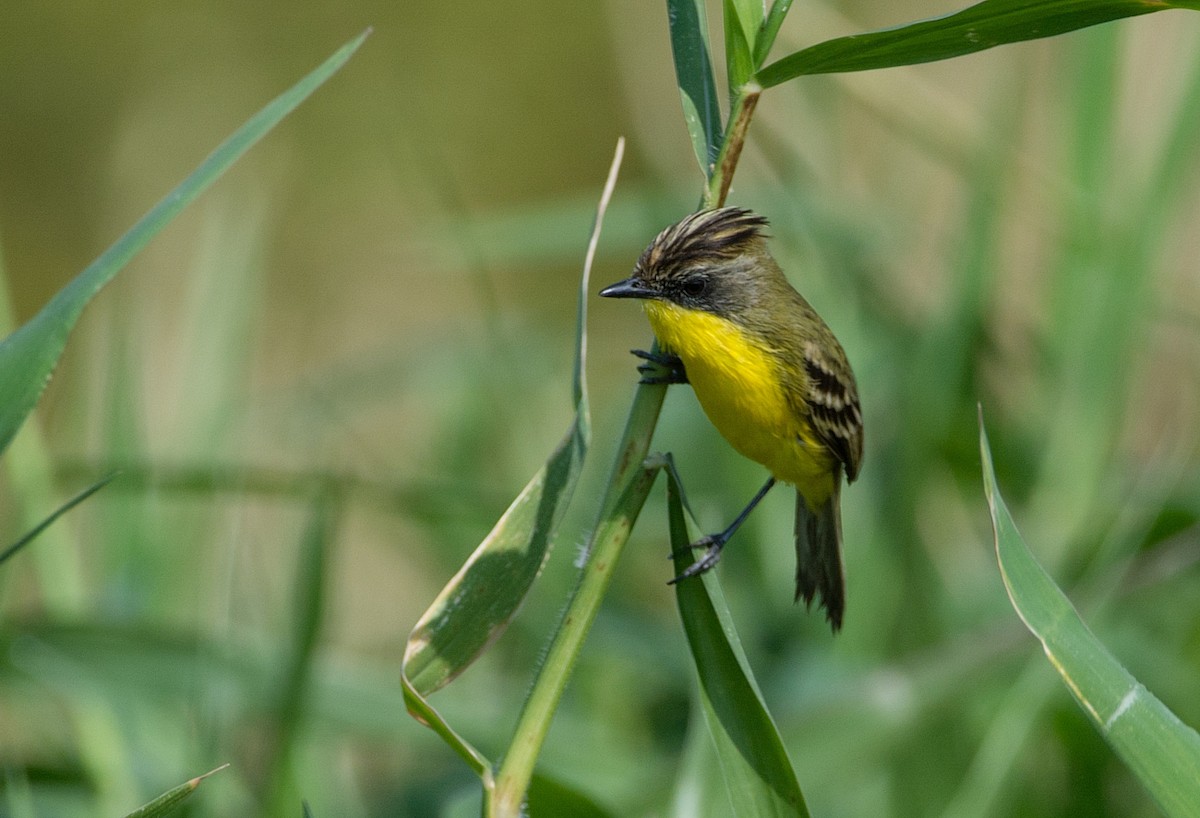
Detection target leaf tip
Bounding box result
[189,762,231,788]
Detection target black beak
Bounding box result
[599,277,655,299]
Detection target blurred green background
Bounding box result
[2,2,1199,816]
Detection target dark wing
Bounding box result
[800,341,864,482]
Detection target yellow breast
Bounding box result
[644,300,834,503]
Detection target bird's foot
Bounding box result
[667,533,726,584]
[632,349,688,385]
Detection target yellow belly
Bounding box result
[645,301,834,505]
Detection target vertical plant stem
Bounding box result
[706,82,762,208]
[490,385,665,818]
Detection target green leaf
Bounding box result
[488,142,645,817]
[527,773,616,818]
[121,764,229,818]
[402,363,588,700]
[980,412,1200,817]
[0,30,369,457]
[730,0,764,35]
[667,0,723,174]
[400,395,586,777]
[265,496,336,815]
[724,0,761,92]
[756,0,1200,86]
[402,140,620,785]
[491,457,660,816]
[754,0,795,68]
[665,463,809,818]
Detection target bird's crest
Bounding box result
[639,207,768,274]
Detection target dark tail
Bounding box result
[793,481,846,632]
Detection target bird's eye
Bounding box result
[682,276,708,297]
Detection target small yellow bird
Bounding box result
[600,207,863,630]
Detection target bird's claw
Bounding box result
[632,348,688,385]
[667,534,725,584]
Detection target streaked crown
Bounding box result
[636,207,768,276]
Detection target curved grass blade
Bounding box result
[402,131,614,693]
[0,30,369,457]
[402,142,624,783]
[979,412,1200,817]
[121,764,229,818]
[665,461,809,818]
[757,0,1200,86]
[668,0,723,174]
[401,671,493,779]
[399,314,586,780]
[0,471,116,565]
[400,420,590,779]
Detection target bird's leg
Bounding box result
[670,476,777,584]
[632,348,688,385]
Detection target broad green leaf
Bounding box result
[667,0,723,174]
[0,30,368,458]
[488,143,668,818]
[756,0,1200,86]
[980,414,1200,817]
[491,458,661,816]
[400,364,586,776]
[725,0,761,91]
[401,312,589,698]
[666,465,809,818]
[402,140,623,786]
[121,764,228,818]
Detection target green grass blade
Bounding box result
[489,143,676,817]
[264,496,336,815]
[400,672,493,779]
[979,412,1200,817]
[492,460,661,816]
[754,0,795,67]
[399,363,587,780]
[402,141,621,790]
[401,131,610,690]
[0,471,116,565]
[527,774,617,818]
[667,0,723,174]
[0,30,369,457]
[121,764,229,818]
[756,0,1200,86]
[724,0,761,92]
[665,464,809,818]
[729,0,763,35]
[402,423,586,697]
